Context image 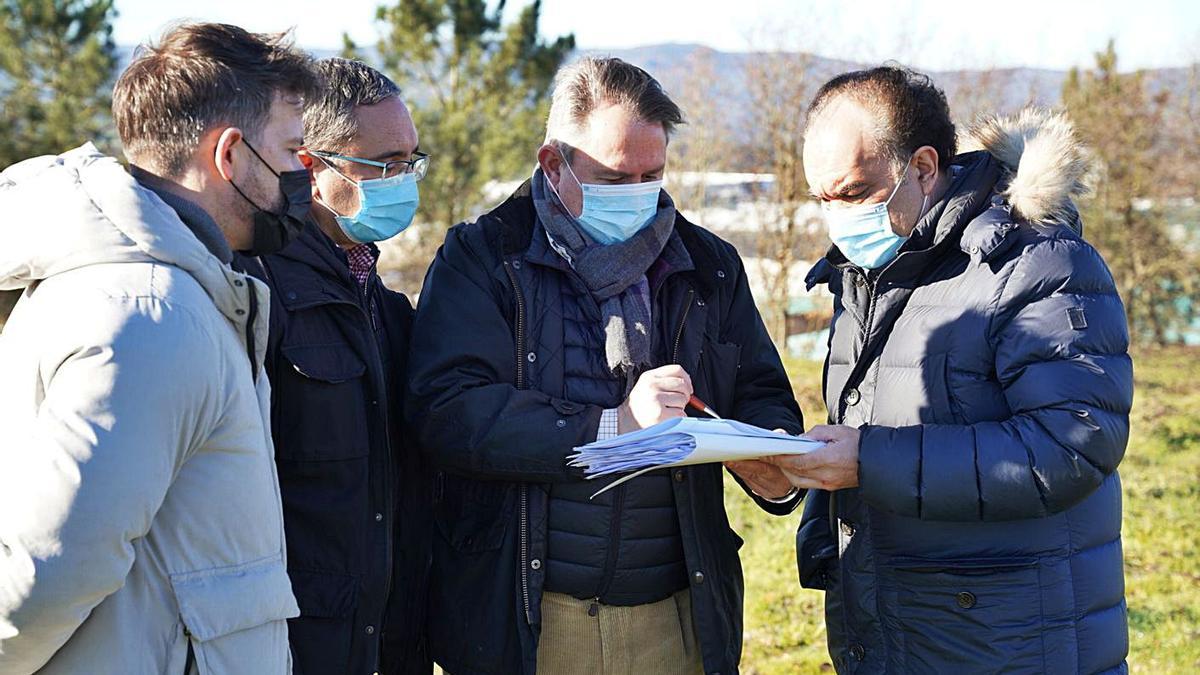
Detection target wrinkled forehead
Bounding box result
[803,98,892,193]
[572,104,667,161]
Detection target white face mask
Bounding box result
[550,152,663,245]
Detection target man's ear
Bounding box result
[297,149,318,186]
[537,143,563,184]
[213,127,244,183]
[913,145,940,194]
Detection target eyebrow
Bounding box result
[813,179,870,200]
[833,180,869,198]
[366,145,420,162]
[597,164,665,179]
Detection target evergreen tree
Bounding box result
[0,0,117,168]
[372,0,573,289]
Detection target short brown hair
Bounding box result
[113,23,320,176]
[545,56,684,149]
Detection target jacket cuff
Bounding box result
[858,424,923,518]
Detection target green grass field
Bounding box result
[728,349,1200,673]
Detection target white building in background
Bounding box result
[668,171,834,361]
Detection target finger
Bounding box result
[652,376,689,393]
[655,391,689,410]
[763,452,817,472]
[800,425,840,442]
[784,475,825,491]
[725,459,769,474]
[654,365,693,393]
[653,364,687,379]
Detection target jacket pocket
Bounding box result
[276,342,370,460]
[888,557,1046,673]
[700,339,741,416]
[172,555,300,675]
[286,569,358,675]
[433,471,512,553]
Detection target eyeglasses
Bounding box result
[310,149,430,181]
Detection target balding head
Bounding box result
[803,66,956,239]
[805,65,956,175]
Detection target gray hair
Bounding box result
[303,58,402,151]
[545,56,684,156]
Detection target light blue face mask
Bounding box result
[823,161,927,270]
[552,153,663,245]
[317,158,420,244]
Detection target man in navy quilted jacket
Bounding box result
[769,66,1132,674]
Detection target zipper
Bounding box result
[596,482,628,599]
[672,289,696,363]
[833,269,880,551]
[364,267,393,651]
[244,280,259,381]
[503,259,533,625]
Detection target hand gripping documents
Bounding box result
[568,417,824,498]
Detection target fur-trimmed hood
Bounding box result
[960,108,1089,225]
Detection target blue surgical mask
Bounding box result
[551,154,662,245]
[823,161,927,270]
[318,161,419,244]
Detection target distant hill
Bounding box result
[587,43,1193,116]
[114,41,1194,139]
[117,41,1194,109]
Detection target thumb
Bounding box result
[800,425,840,442]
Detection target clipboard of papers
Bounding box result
[567,417,824,498]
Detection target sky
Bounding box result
[111,0,1199,72]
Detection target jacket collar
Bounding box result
[131,166,233,265]
[266,219,370,310]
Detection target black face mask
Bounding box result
[230,138,312,256]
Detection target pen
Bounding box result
[688,395,722,419]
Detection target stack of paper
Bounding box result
[568,417,823,497]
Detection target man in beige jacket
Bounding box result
[0,23,318,674]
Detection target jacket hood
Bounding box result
[961,107,1089,225]
[0,144,249,320]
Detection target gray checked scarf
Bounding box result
[531,166,677,376]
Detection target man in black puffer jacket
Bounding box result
[767,67,1133,674]
[407,57,804,675]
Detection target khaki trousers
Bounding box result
[535,589,704,675]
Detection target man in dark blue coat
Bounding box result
[407,57,804,675]
[767,67,1133,674]
[242,58,432,674]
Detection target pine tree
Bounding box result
[0,0,118,168]
[373,0,573,289]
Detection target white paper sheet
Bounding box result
[567,417,823,498]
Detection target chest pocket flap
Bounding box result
[281,342,366,383]
[275,342,370,460]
